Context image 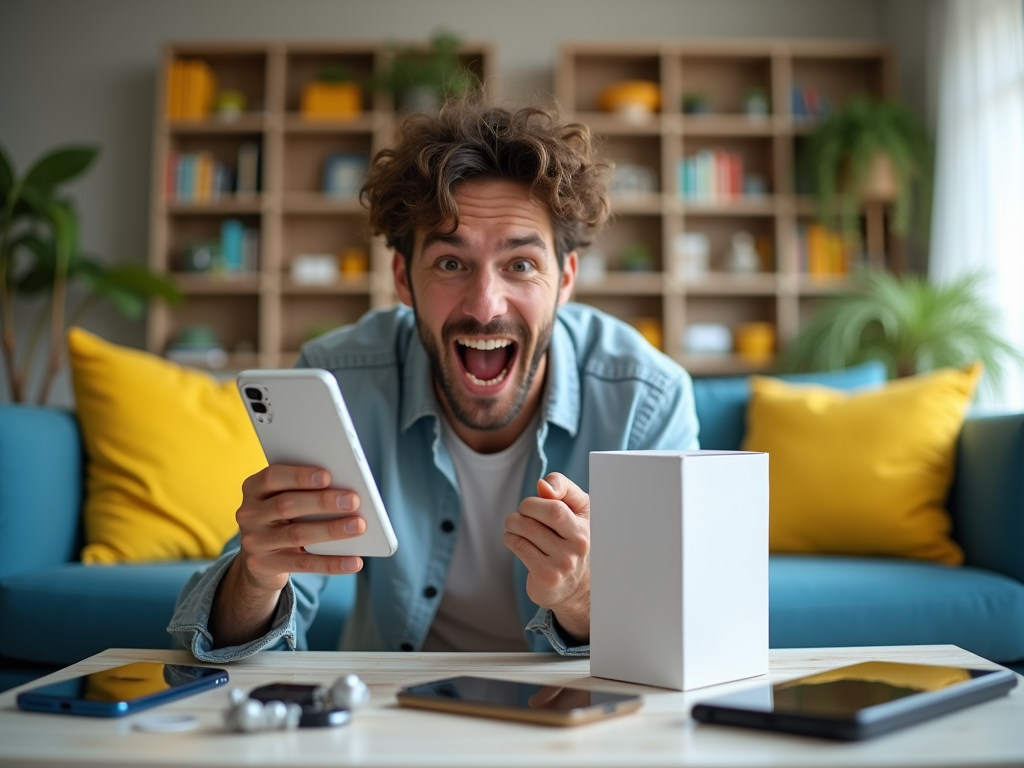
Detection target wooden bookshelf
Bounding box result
[557,40,895,375]
[148,40,495,370]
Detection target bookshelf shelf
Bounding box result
[558,39,893,375]
[149,39,495,369]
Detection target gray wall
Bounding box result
[0,0,931,404]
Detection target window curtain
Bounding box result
[929,0,1024,412]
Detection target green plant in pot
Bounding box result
[781,270,1023,393]
[803,96,932,246]
[373,31,476,113]
[0,142,182,403]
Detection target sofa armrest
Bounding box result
[0,406,83,579]
[948,413,1024,582]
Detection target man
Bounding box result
[169,101,699,661]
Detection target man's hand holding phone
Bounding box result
[235,464,366,589]
[210,465,365,649]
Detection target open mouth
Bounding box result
[454,337,519,388]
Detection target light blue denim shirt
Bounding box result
[168,302,699,662]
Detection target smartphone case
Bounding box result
[237,369,398,557]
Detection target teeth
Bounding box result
[466,367,508,387]
[458,338,512,350]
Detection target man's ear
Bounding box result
[393,252,413,307]
[558,251,578,306]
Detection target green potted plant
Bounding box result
[373,31,476,113]
[803,96,932,246]
[0,143,181,403]
[781,271,1022,392]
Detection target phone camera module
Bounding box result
[251,402,268,414]
[244,387,263,401]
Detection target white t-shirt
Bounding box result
[421,411,540,652]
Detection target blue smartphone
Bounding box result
[16,661,229,717]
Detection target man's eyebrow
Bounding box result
[421,232,468,251]
[498,234,548,252]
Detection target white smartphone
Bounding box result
[236,369,398,557]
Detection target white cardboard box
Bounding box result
[589,450,769,691]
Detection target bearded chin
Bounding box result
[415,311,554,433]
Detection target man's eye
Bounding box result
[511,260,533,273]
[439,258,460,271]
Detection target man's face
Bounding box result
[394,179,576,433]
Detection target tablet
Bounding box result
[691,660,1017,740]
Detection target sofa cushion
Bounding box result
[0,562,358,665]
[0,562,208,665]
[769,555,1024,662]
[0,406,82,579]
[67,328,268,564]
[745,365,979,564]
[692,361,887,451]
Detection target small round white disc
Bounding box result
[132,713,200,733]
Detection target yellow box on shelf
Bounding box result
[301,82,363,120]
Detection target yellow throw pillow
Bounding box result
[742,364,982,565]
[68,328,267,564]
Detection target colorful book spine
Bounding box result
[165,59,216,120]
[677,151,746,202]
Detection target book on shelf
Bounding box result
[678,150,744,202]
[220,218,259,273]
[166,152,233,202]
[166,59,217,120]
[236,142,260,197]
[791,84,833,121]
[795,223,854,276]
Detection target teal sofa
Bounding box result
[2,361,1023,691]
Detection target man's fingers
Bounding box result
[277,552,364,575]
[262,515,366,551]
[516,496,584,541]
[256,488,360,523]
[537,472,591,519]
[245,464,332,499]
[504,511,563,556]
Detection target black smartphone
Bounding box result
[16,661,229,717]
[691,660,1017,741]
[397,675,642,727]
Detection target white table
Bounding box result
[1,645,1021,768]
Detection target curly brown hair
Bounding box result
[361,100,610,270]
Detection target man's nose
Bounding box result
[461,266,508,323]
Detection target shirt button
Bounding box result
[440,520,455,533]
[400,642,413,652]
[423,586,438,598]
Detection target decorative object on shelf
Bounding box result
[673,232,710,281]
[166,59,216,120]
[803,96,932,246]
[781,271,1023,392]
[742,173,767,198]
[323,153,369,198]
[795,223,852,277]
[292,253,339,285]
[733,322,776,361]
[723,231,761,274]
[683,323,732,355]
[0,142,181,403]
[219,219,258,273]
[678,150,744,202]
[743,87,770,118]
[597,80,661,121]
[577,250,607,284]
[619,243,653,272]
[301,65,363,121]
[215,89,246,121]
[610,163,657,197]
[182,241,220,272]
[681,91,710,115]
[165,325,228,369]
[373,31,475,113]
[340,247,369,277]
[630,317,663,351]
